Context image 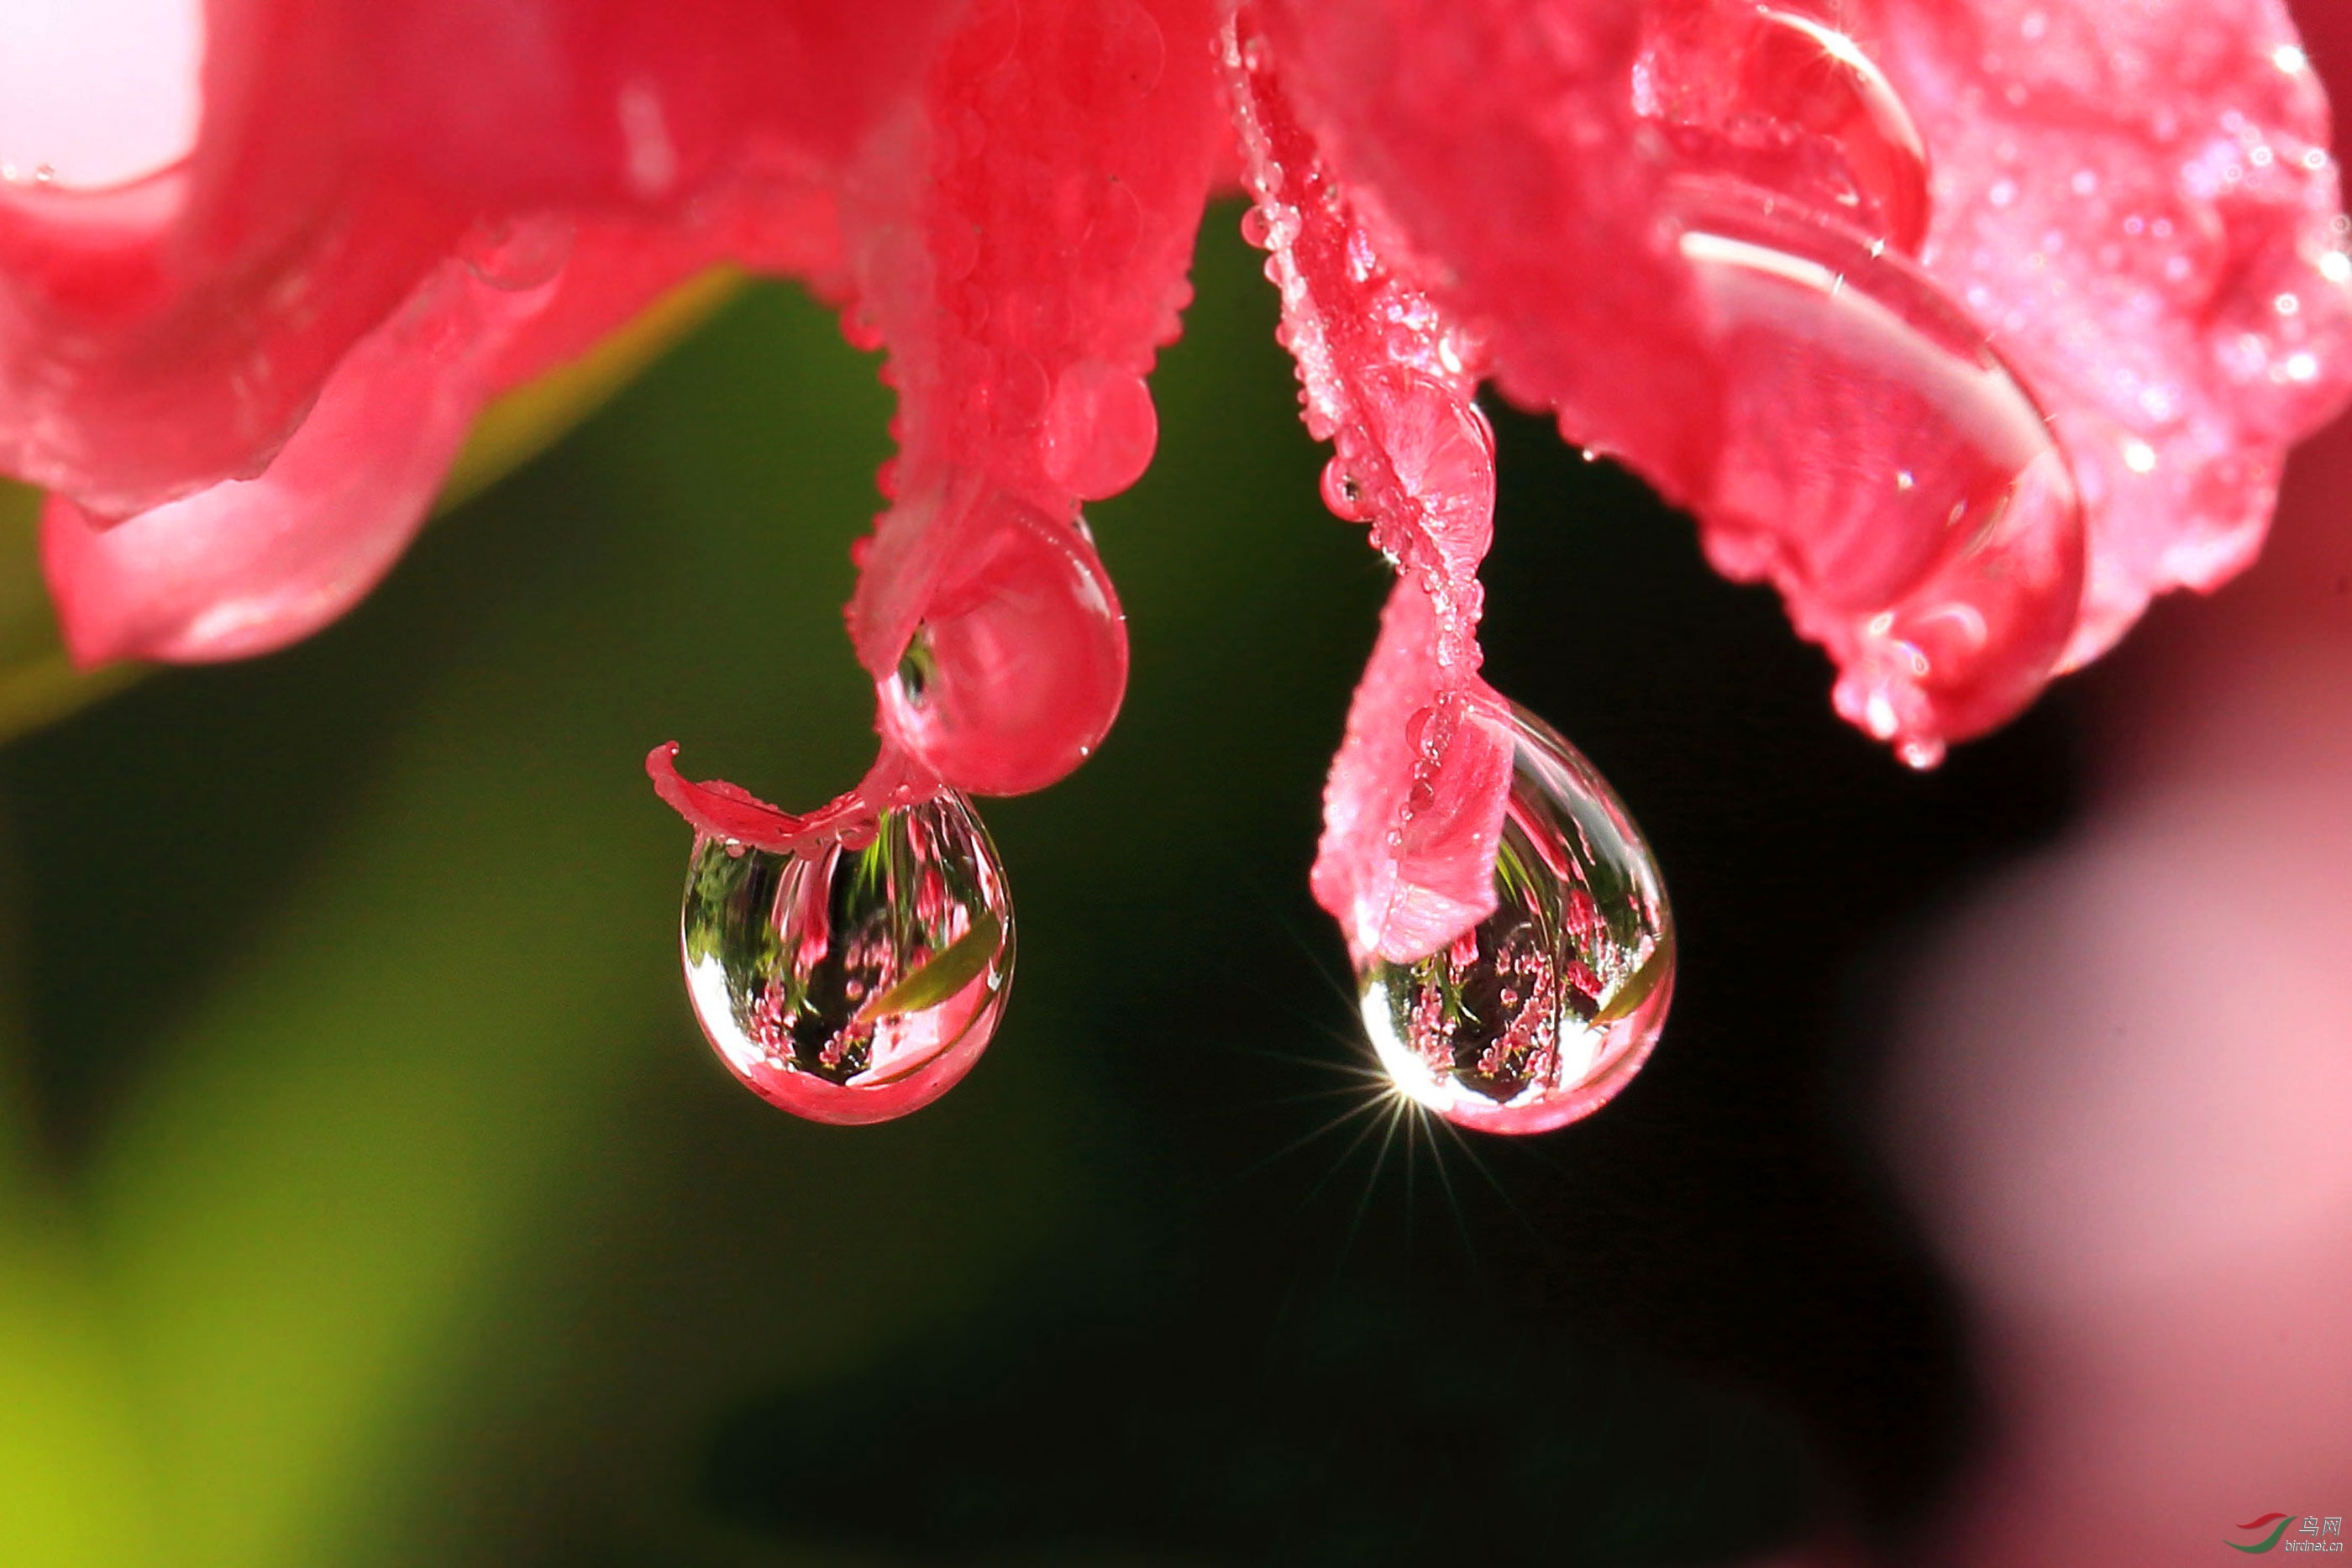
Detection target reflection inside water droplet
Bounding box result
[680,792,1015,1125]
[1360,705,1674,1135]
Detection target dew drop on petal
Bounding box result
[1359,705,1674,1135]
[1673,180,2086,757]
[680,793,1015,1125]
[1639,0,1931,253]
[1740,6,1931,252]
[1039,359,1158,501]
[877,495,1128,797]
[1319,454,1367,520]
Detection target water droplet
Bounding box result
[1673,180,2085,755]
[878,495,1127,796]
[1748,8,1929,248]
[1359,705,1674,1135]
[1319,455,1366,519]
[1039,359,1158,500]
[1356,366,1496,578]
[680,794,1015,1124]
[1640,1,1931,251]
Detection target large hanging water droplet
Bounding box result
[680,792,1015,1125]
[1672,178,2086,760]
[1359,705,1674,1134]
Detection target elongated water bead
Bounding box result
[1361,706,1674,1134]
[680,792,1015,1125]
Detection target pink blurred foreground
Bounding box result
[1864,9,2352,1562]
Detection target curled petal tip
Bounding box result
[645,742,801,851]
[647,741,895,855]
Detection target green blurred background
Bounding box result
[0,212,2078,1567]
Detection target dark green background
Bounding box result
[0,211,2073,1566]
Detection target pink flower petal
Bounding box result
[1259,0,2352,759]
[832,0,1224,797]
[1309,578,1516,967]
[645,742,927,855]
[41,260,548,663]
[1259,0,1718,495]
[0,0,958,518]
[1230,7,1514,964]
[1873,0,2352,664]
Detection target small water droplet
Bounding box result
[1639,2,1931,251]
[1319,455,1366,519]
[680,794,1015,1124]
[1039,359,1158,500]
[1359,705,1674,1134]
[877,494,1127,796]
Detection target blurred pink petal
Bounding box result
[41,260,549,663]
[1882,354,2352,1563]
[0,0,956,519]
